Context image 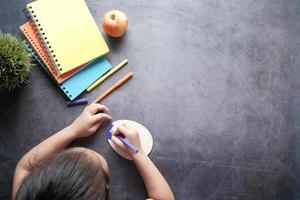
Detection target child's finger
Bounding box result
[111,126,120,135]
[113,125,131,137]
[93,113,111,123]
[111,135,127,150]
[88,104,110,114]
[111,136,129,156]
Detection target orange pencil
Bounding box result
[92,72,134,103]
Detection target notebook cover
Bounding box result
[23,40,112,101]
[60,58,112,101]
[26,0,109,75]
[20,21,84,84]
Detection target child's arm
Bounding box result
[111,124,175,200]
[12,104,111,199]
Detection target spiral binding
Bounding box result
[27,5,63,73]
[23,40,54,80]
[21,23,58,79]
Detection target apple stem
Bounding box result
[110,14,116,20]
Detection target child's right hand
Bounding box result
[69,104,111,138]
[111,123,143,158]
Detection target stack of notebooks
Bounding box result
[20,0,112,101]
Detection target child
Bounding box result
[12,104,174,200]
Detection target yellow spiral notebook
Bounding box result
[26,0,109,75]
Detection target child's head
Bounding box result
[16,147,110,200]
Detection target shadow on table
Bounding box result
[104,34,127,53]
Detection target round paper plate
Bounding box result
[108,120,153,160]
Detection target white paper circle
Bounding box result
[108,120,153,160]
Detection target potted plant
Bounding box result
[0,33,31,91]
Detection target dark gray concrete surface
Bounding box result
[1,0,300,199]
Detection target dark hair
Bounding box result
[16,150,109,200]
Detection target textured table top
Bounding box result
[1,0,300,199]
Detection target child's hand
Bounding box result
[70,104,111,138]
[111,123,143,158]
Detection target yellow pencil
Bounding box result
[87,59,128,92]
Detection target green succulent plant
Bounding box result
[0,33,31,91]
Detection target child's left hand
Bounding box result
[69,104,111,138]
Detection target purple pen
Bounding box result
[116,135,139,153]
[67,98,88,107]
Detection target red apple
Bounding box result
[102,10,128,37]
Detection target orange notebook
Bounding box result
[20,21,84,83]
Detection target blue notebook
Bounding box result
[23,40,112,101]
